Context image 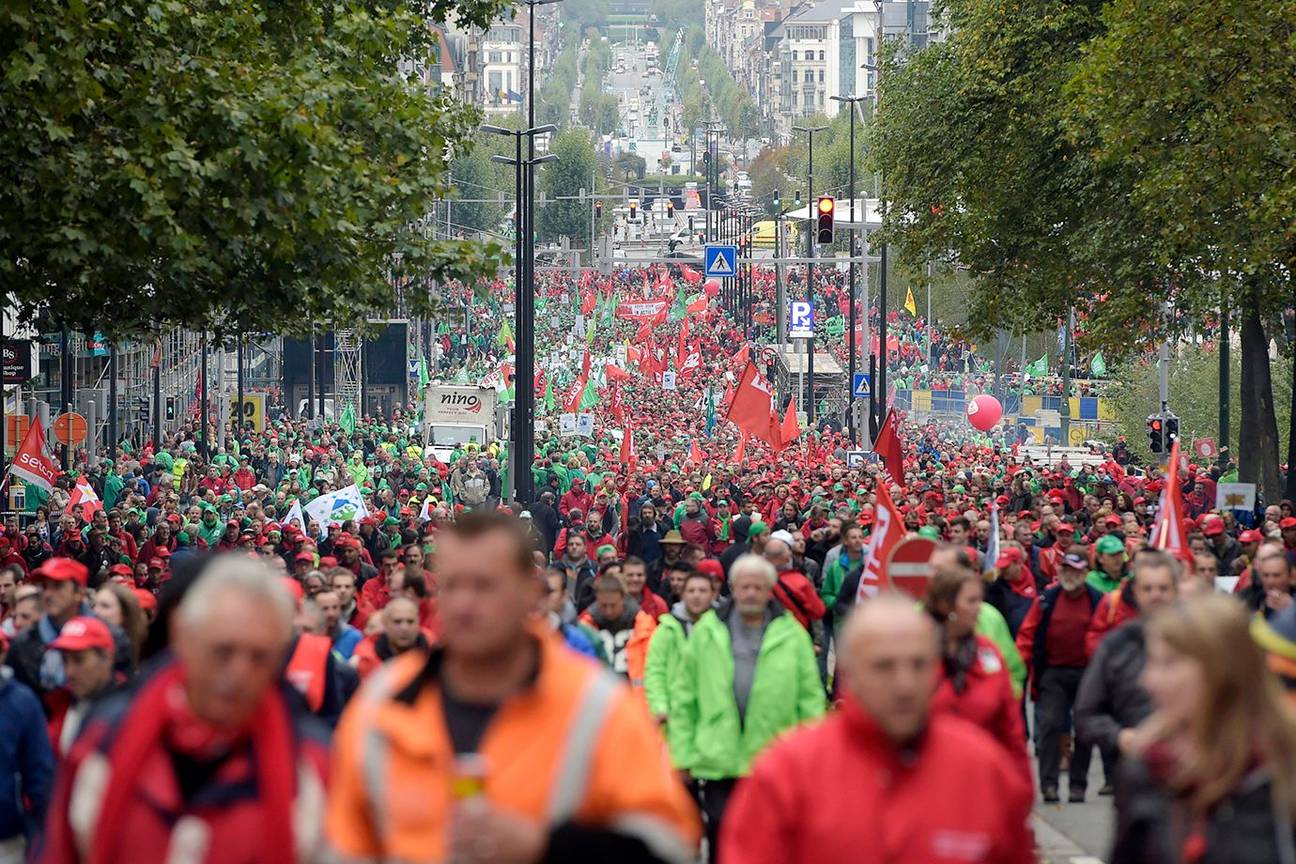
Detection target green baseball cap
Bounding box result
[1095,534,1125,556]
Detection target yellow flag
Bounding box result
[702,473,712,491]
[904,287,918,316]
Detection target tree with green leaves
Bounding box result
[1,0,507,340]
[449,146,510,238]
[538,130,599,245]
[870,0,1295,498]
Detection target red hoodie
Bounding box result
[721,696,1034,864]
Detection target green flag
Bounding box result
[544,382,556,413]
[339,403,356,435]
[668,284,688,321]
[1090,351,1106,377]
[585,314,597,346]
[497,318,513,346]
[579,377,600,411]
[825,315,845,338]
[417,357,430,391]
[1025,355,1048,378]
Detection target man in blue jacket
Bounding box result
[0,629,54,863]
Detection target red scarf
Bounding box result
[90,663,297,864]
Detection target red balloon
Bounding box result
[704,279,720,298]
[966,394,1003,432]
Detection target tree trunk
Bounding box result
[1286,342,1296,502]
[1239,285,1282,502]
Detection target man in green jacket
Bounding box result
[644,562,716,766]
[1087,534,1129,593]
[820,524,866,622]
[670,554,825,863]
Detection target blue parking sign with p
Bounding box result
[789,301,814,338]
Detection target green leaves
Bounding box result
[1,0,508,339]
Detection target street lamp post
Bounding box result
[831,93,870,443]
[793,123,826,425]
[486,118,558,508]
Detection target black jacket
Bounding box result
[529,500,560,555]
[1075,619,1155,752]
[1112,759,1296,864]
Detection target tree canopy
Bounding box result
[1,0,508,340]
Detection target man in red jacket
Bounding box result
[762,533,826,630]
[721,596,1034,864]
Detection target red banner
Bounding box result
[615,301,669,321]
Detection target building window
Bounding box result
[791,50,797,61]
[488,51,503,64]
[819,50,825,61]
[488,71,503,98]
[791,69,797,83]
[818,69,824,82]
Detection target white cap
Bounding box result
[519,510,532,519]
[769,529,796,547]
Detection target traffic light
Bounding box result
[1164,414,1180,448]
[772,190,780,210]
[816,196,835,244]
[595,200,603,219]
[166,397,176,421]
[1147,415,1164,453]
[629,201,637,221]
[666,199,674,216]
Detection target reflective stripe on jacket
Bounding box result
[326,626,699,862]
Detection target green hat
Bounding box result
[177,531,191,546]
[1095,535,1125,556]
[918,525,940,540]
[383,516,400,527]
[596,544,617,558]
[748,521,769,538]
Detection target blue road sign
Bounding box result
[704,245,738,278]
[852,373,871,397]
[789,300,814,339]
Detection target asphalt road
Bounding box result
[1031,745,1115,864]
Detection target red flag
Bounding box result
[873,408,906,488]
[686,294,708,314]
[605,363,632,383]
[609,381,626,426]
[580,349,591,379]
[634,320,653,343]
[581,290,596,315]
[689,438,703,464]
[150,339,162,370]
[732,343,750,368]
[9,419,62,493]
[733,431,749,466]
[725,362,774,439]
[858,481,903,601]
[650,303,669,328]
[620,426,637,466]
[681,265,702,285]
[563,374,587,414]
[1149,439,1194,567]
[67,477,103,523]
[779,399,800,449]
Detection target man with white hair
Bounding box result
[720,596,1034,863]
[670,554,825,863]
[41,556,331,863]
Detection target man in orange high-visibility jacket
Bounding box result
[327,512,699,864]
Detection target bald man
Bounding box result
[721,596,1035,864]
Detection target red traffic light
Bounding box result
[1149,419,1162,431]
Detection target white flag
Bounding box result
[284,498,309,535]
[304,484,369,528]
[419,496,433,523]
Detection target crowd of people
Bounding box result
[0,261,1292,864]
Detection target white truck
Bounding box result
[421,384,501,461]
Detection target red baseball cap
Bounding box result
[295,551,316,563]
[1239,529,1264,544]
[995,546,1024,569]
[50,616,115,653]
[1201,516,1225,537]
[148,557,165,569]
[1282,517,1296,530]
[34,558,89,587]
[133,589,158,614]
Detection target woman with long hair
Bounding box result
[923,547,1032,789]
[92,582,147,669]
[1113,594,1296,863]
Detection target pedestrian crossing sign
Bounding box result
[704,245,737,278]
